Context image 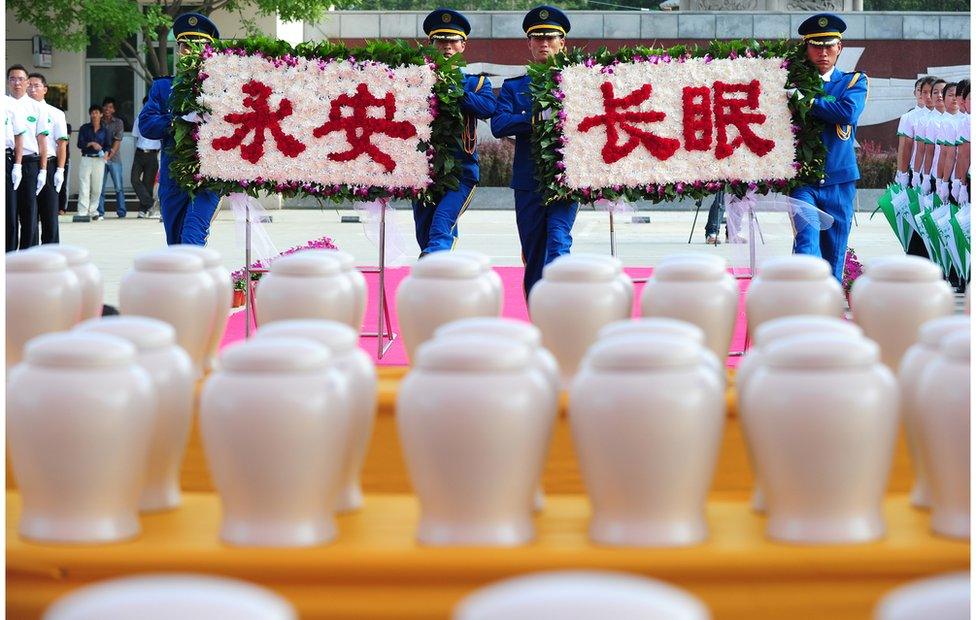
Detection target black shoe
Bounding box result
[137,211,147,219]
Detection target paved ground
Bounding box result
[57,208,904,307]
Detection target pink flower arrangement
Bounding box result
[842,247,864,297]
[231,235,339,290]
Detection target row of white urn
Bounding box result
[397,251,956,387]
[10,308,967,548]
[7,245,957,383]
[5,245,367,375]
[7,317,376,546]
[39,569,970,620]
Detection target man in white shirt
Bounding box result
[6,102,25,252]
[27,72,68,244]
[6,64,49,250]
[131,96,162,218]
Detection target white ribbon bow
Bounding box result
[353,197,407,264]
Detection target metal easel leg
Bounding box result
[244,201,252,338]
[609,209,617,258]
[688,199,702,243]
[360,200,398,359]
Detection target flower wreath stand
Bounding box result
[172,37,466,357]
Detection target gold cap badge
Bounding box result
[818,17,828,27]
[539,9,549,19]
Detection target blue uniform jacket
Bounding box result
[138,77,175,148]
[810,69,868,186]
[490,74,537,191]
[459,73,497,185]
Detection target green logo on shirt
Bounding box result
[27,115,36,123]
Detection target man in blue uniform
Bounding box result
[138,12,221,246]
[790,13,868,281]
[491,5,576,297]
[414,9,497,257]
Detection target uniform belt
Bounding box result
[82,153,103,158]
[136,147,160,153]
[21,154,40,162]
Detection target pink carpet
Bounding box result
[220,267,750,367]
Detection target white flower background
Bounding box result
[559,58,797,189]
[197,55,436,189]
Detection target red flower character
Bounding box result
[577,82,680,164]
[212,79,306,164]
[713,80,775,160]
[314,83,418,173]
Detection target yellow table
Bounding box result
[7,492,967,619]
[5,367,917,497]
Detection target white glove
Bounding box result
[937,179,950,202]
[960,184,969,206]
[541,108,553,121]
[895,171,910,188]
[35,171,46,195]
[785,88,802,100]
[920,174,932,195]
[951,178,963,202]
[53,168,64,193]
[11,163,22,190]
[910,172,923,189]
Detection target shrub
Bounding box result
[477,138,514,187]
[857,140,898,189]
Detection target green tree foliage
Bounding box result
[7,0,356,83]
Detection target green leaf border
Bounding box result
[170,36,465,206]
[528,39,826,204]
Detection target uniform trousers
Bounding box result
[412,182,476,255]
[515,189,578,296]
[791,181,857,282]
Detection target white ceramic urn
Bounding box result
[170,245,233,372]
[453,571,710,620]
[641,254,738,360]
[598,318,725,386]
[119,249,217,375]
[850,256,954,370]
[736,315,864,513]
[75,316,195,512]
[6,251,82,368]
[7,333,155,543]
[432,324,558,512]
[571,336,724,546]
[576,253,634,316]
[200,338,350,547]
[397,337,551,546]
[741,334,898,544]
[915,331,970,540]
[43,574,297,620]
[31,244,103,321]
[255,319,376,513]
[435,317,560,396]
[316,249,368,330]
[453,250,505,315]
[396,252,499,363]
[874,572,970,620]
[898,316,970,510]
[529,255,631,386]
[255,250,357,329]
[745,255,844,338]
